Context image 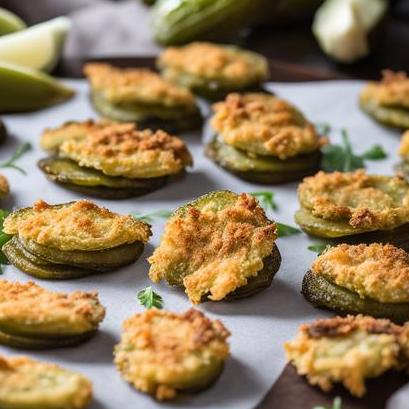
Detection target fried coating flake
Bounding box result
[398,130,409,158]
[285,315,404,397]
[0,280,105,336]
[4,199,151,251]
[158,42,268,87]
[360,70,409,109]
[0,174,9,198]
[58,124,193,179]
[298,170,409,230]
[211,93,321,159]
[149,192,277,304]
[84,63,196,108]
[0,355,92,408]
[311,243,409,303]
[114,308,230,400]
[40,119,127,151]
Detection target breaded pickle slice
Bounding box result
[3,200,151,278]
[38,157,168,199]
[0,174,9,198]
[84,63,202,132]
[0,280,104,349]
[285,315,405,397]
[114,308,230,400]
[302,244,409,323]
[0,354,92,408]
[359,70,409,129]
[149,191,281,303]
[157,43,268,100]
[295,170,409,239]
[205,138,321,184]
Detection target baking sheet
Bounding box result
[1,80,408,409]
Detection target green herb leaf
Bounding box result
[315,122,332,135]
[276,222,301,237]
[0,142,31,174]
[321,129,386,172]
[137,286,163,309]
[361,144,388,160]
[308,242,331,255]
[131,210,173,223]
[313,396,342,409]
[250,191,278,211]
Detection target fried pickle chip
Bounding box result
[359,70,409,129]
[285,315,404,397]
[149,191,280,304]
[0,280,105,340]
[303,243,409,323]
[295,170,409,238]
[114,308,230,400]
[0,174,9,198]
[0,354,92,408]
[4,199,151,251]
[157,42,268,100]
[58,124,193,179]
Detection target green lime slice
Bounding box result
[0,62,74,112]
[0,16,71,72]
[0,7,25,36]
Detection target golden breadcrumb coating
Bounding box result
[0,174,9,198]
[84,63,196,108]
[0,355,92,409]
[149,192,277,304]
[311,243,409,303]
[360,70,409,109]
[158,42,268,87]
[285,315,403,397]
[114,308,230,401]
[40,119,127,151]
[4,199,151,251]
[398,130,409,158]
[211,93,321,159]
[59,124,193,179]
[298,170,409,230]
[0,280,105,335]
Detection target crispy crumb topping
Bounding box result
[0,355,92,408]
[4,199,151,251]
[84,63,196,108]
[360,70,409,109]
[40,119,127,151]
[311,243,409,303]
[0,280,105,334]
[211,93,321,159]
[114,308,230,400]
[158,42,268,87]
[0,174,9,198]
[59,124,193,179]
[149,192,277,304]
[298,170,409,230]
[398,130,409,158]
[285,315,403,397]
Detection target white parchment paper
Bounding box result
[1,80,408,409]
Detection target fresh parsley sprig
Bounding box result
[131,210,173,223]
[0,142,31,175]
[276,222,301,237]
[313,396,342,409]
[321,129,387,172]
[250,191,278,211]
[308,242,332,255]
[137,286,163,309]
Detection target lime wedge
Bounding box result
[0,17,71,72]
[0,7,25,36]
[0,62,74,112]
